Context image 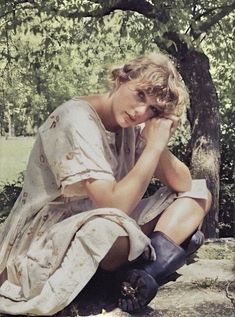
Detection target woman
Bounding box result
[0,52,211,315]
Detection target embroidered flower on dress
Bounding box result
[66,152,75,160]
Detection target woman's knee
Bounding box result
[189,188,212,216]
[195,189,212,215]
[85,217,130,271]
[85,216,127,238]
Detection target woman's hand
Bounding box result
[142,113,179,151]
[161,113,180,136]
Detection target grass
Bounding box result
[197,239,235,261]
[0,137,35,189]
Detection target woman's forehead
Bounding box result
[129,78,161,92]
[128,82,157,98]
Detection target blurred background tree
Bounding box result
[0,0,234,237]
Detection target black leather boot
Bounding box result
[118,231,186,312]
[181,230,205,257]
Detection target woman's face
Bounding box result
[110,80,165,128]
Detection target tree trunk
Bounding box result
[8,114,12,137]
[179,50,220,238]
[8,114,15,137]
[163,33,221,238]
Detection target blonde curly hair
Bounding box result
[111,52,189,115]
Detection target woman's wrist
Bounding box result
[145,141,166,154]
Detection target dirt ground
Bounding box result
[0,238,234,317]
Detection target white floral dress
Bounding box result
[0,99,208,315]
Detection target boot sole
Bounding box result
[118,269,159,313]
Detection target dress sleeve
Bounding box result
[40,101,115,194]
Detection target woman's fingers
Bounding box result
[141,117,173,151]
[141,113,180,151]
[160,113,180,134]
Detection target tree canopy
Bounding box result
[0,0,234,237]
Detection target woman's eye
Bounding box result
[137,90,145,101]
[150,106,162,116]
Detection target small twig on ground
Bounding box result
[225,281,235,307]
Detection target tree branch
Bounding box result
[0,0,37,19]
[88,0,155,16]
[0,0,171,28]
[65,0,157,19]
[193,1,235,38]
[194,5,230,21]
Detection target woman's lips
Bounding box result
[125,112,136,122]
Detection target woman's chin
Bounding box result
[118,117,136,128]
[120,122,132,129]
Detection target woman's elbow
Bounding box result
[172,167,192,192]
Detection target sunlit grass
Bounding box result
[0,137,35,188]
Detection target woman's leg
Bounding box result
[117,190,212,312]
[0,269,7,286]
[141,189,212,243]
[101,190,212,272]
[100,188,212,273]
[99,236,130,271]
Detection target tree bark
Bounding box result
[163,33,221,238]
[180,50,220,238]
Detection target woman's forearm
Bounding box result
[111,145,163,214]
[84,119,175,214]
[84,144,163,215]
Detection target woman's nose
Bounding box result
[134,105,148,117]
